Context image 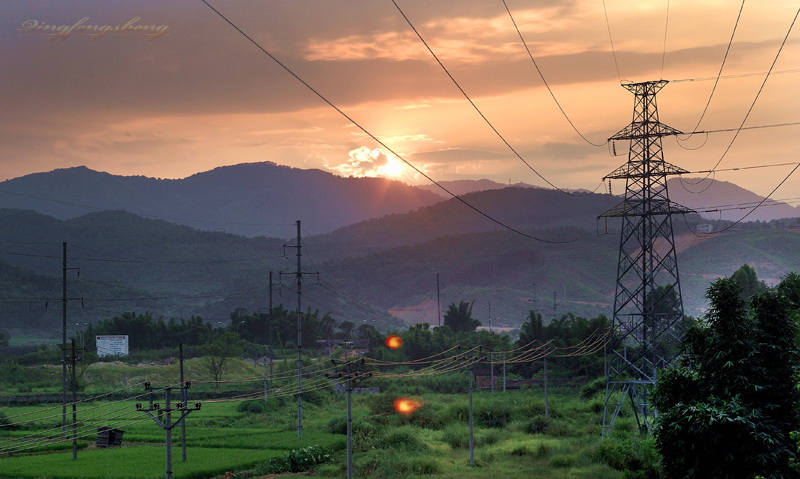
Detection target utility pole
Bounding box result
[280,220,318,438]
[179,344,187,463]
[67,339,84,461]
[60,242,80,438]
[543,357,549,418]
[456,347,485,466]
[327,359,371,479]
[600,80,693,436]
[137,383,199,479]
[61,242,67,437]
[436,273,441,327]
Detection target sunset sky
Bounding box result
[3,1,799,211]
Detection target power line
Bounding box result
[680,0,746,135]
[390,0,590,194]
[686,162,800,236]
[500,0,606,147]
[200,0,576,245]
[672,67,800,83]
[660,0,671,79]
[694,6,799,180]
[602,0,622,82]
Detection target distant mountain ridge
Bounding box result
[0,163,443,238]
[667,177,800,222]
[2,165,795,242]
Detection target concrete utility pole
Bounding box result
[137,384,199,479]
[62,242,67,437]
[456,347,485,466]
[327,359,371,479]
[436,273,441,327]
[68,339,84,461]
[600,80,693,436]
[280,220,318,438]
[60,242,80,438]
[179,344,187,463]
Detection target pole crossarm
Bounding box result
[136,383,200,479]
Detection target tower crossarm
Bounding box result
[602,161,689,180]
[599,199,695,218]
[610,121,682,141]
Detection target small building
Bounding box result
[96,427,124,448]
[696,224,714,234]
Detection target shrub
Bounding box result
[441,425,469,448]
[580,377,607,399]
[0,412,20,430]
[374,428,427,451]
[236,399,266,414]
[254,445,331,474]
[596,438,663,479]
[524,415,550,434]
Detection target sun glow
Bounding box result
[378,155,405,178]
[328,146,409,179]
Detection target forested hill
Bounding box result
[306,187,625,258]
[0,163,443,238]
[0,186,798,338]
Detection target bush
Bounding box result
[441,425,468,448]
[374,428,427,451]
[580,377,607,399]
[596,438,663,479]
[0,411,20,430]
[524,415,550,434]
[236,399,266,414]
[444,399,512,428]
[254,445,331,474]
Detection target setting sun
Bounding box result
[377,155,405,178]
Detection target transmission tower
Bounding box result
[600,80,694,436]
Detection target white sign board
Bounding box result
[96,335,129,357]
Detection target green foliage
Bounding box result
[653,276,800,479]
[441,425,469,448]
[236,399,266,414]
[373,427,427,451]
[0,411,20,430]
[730,263,768,301]
[254,445,332,474]
[444,300,481,332]
[580,376,607,399]
[86,313,214,352]
[596,438,663,479]
[201,331,246,384]
[515,312,609,378]
[523,415,551,434]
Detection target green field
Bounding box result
[0,354,658,479]
[0,383,647,479]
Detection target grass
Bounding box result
[1,360,641,479]
[0,446,283,479]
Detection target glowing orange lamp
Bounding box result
[393,397,422,415]
[385,334,403,349]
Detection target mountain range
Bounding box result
[0,163,798,342]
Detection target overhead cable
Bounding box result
[201,0,576,244]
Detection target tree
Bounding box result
[731,263,767,301]
[201,331,245,386]
[653,276,800,479]
[443,300,480,332]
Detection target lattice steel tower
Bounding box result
[600,80,694,436]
